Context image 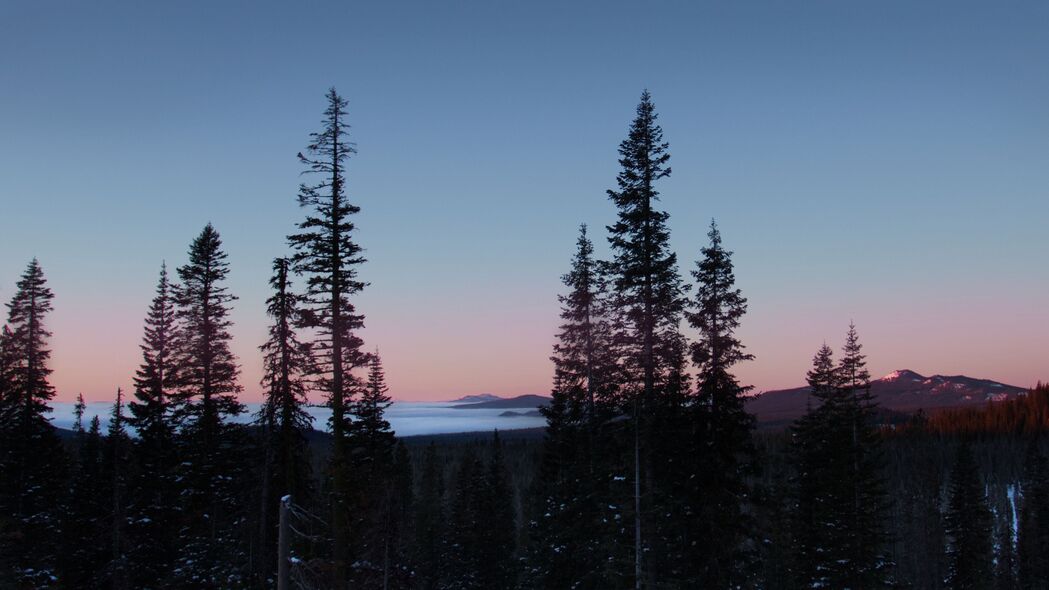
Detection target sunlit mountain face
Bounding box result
[746,369,1027,425]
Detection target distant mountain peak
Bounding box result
[450,393,502,403]
[748,370,1025,426]
[881,369,925,382]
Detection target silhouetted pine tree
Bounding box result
[126,262,180,585]
[790,343,840,586]
[288,88,369,581]
[677,220,756,586]
[944,443,994,589]
[603,90,688,587]
[256,257,314,581]
[837,323,893,587]
[526,224,615,588]
[790,327,892,588]
[57,415,107,587]
[169,224,248,587]
[104,388,131,589]
[1018,442,1049,588]
[0,259,65,587]
[415,442,446,590]
[347,350,399,586]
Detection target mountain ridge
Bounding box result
[745,369,1026,424]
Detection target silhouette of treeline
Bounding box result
[0,89,1046,589]
[895,383,1049,436]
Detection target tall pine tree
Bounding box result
[256,256,314,581]
[526,224,615,588]
[126,262,180,585]
[288,88,369,580]
[678,220,757,586]
[603,90,688,587]
[169,224,248,587]
[0,259,64,587]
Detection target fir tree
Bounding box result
[790,343,841,587]
[678,220,757,586]
[346,350,399,587]
[256,257,314,581]
[126,263,180,584]
[105,388,131,589]
[169,224,248,587]
[288,88,368,580]
[0,259,64,587]
[791,327,892,588]
[603,90,688,587]
[837,323,893,587]
[527,225,615,588]
[944,443,994,589]
[57,415,107,587]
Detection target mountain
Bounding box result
[746,369,1027,425]
[449,393,503,403]
[452,394,551,410]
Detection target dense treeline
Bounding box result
[0,89,1045,589]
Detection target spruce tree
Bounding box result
[527,225,615,588]
[288,88,368,580]
[169,224,248,586]
[346,350,398,586]
[57,415,108,587]
[126,262,180,584]
[679,220,756,586]
[105,388,131,589]
[791,327,892,588]
[790,343,841,587]
[837,323,892,587]
[256,257,314,581]
[0,259,64,587]
[944,443,994,589]
[603,90,688,587]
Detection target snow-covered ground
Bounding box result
[47,401,547,438]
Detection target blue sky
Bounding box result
[1,1,1047,400]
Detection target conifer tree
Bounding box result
[791,327,892,588]
[944,443,994,589]
[346,350,399,586]
[105,388,131,589]
[603,90,688,587]
[527,225,615,588]
[256,257,314,580]
[169,224,248,586]
[678,220,756,586]
[790,343,840,586]
[288,88,368,579]
[126,262,180,584]
[57,415,107,587]
[836,323,893,587]
[0,259,64,587]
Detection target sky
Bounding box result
[1,1,1047,403]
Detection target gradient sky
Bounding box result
[1,1,1047,403]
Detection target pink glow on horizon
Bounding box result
[46,283,1049,405]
